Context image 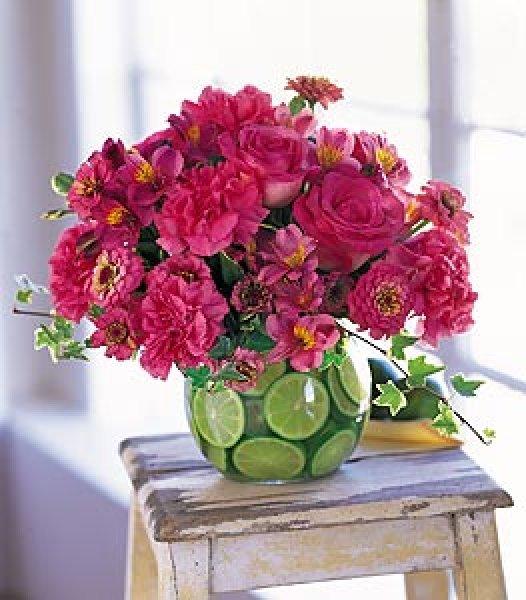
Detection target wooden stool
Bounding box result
[120,434,512,599]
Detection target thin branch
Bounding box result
[12,306,53,319]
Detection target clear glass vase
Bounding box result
[185,341,371,482]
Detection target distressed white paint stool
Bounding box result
[120,433,512,599]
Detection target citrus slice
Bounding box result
[241,361,286,397]
[193,387,244,448]
[327,366,361,416]
[264,373,329,440]
[338,358,368,404]
[232,437,306,480]
[310,428,357,477]
[203,441,228,472]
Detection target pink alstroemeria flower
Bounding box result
[266,313,340,372]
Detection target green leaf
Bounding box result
[407,355,445,388]
[240,330,275,352]
[50,172,74,196]
[184,365,211,389]
[289,95,306,116]
[319,349,345,371]
[208,335,234,360]
[483,427,496,440]
[88,304,105,318]
[16,289,33,304]
[432,404,459,436]
[217,365,248,382]
[219,252,244,286]
[373,381,407,416]
[41,208,74,220]
[451,373,485,397]
[390,332,419,360]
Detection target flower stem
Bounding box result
[12,306,53,319]
[346,328,490,445]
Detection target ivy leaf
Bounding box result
[289,95,307,116]
[373,381,407,416]
[219,252,244,286]
[240,330,275,352]
[432,404,459,436]
[16,289,33,304]
[41,208,74,220]
[407,356,445,388]
[50,172,74,196]
[483,427,496,441]
[451,373,485,397]
[208,335,234,360]
[319,350,346,371]
[390,332,419,360]
[184,365,211,389]
[34,317,88,362]
[217,365,248,382]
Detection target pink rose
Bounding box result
[220,124,309,208]
[293,167,405,271]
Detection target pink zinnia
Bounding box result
[140,276,228,379]
[266,313,340,372]
[258,224,317,285]
[155,162,267,257]
[231,276,273,315]
[285,76,343,109]
[222,348,265,393]
[274,271,324,315]
[347,262,414,339]
[49,223,97,322]
[417,181,472,244]
[68,150,115,220]
[89,305,142,360]
[90,247,144,308]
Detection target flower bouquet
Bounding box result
[17,76,492,482]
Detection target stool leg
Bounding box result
[156,540,210,600]
[453,511,507,599]
[126,494,158,599]
[405,570,450,599]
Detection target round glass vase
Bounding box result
[185,341,371,483]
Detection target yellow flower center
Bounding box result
[375,148,397,174]
[283,243,307,268]
[293,324,316,350]
[186,124,200,144]
[375,284,403,317]
[134,161,156,184]
[92,253,119,295]
[106,206,128,226]
[316,144,344,168]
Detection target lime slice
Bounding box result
[264,373,329,440]
[310,428,357,477]
[338,358,368,404]
[242,362,286,397]
[232,437,306,480]
[193,387,244,448]
[327,367,361,416]
[203,441,228,472]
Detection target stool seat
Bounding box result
[121,433,512,599]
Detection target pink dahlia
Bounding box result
[266,313,340,372]
[90,247,144,308]
[89,305,142,360]
[293,167,405,271]
[219,124,309,208]
[231,276,273,315]
[118,145,183,225]
[140,276,228,379]
[258,224,317,284]
[417,181,472,244]
[391,230,477,346]
[347,262,414,339]
[352,131,410,188]
[49,223,97,322]
[155,162,267,257]
[223,348,265,392]
[285,76,343,109]
[274,271,324,315]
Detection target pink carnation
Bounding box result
[274,271,324,315]
[147,253,211,287]
[156,162,267,257]
[417,181,472,244]
[266,313,340,372]
[89,305,142,360]
[293,167,405,271]
[223,348,265,392]
[49,224,97,322]
[258,224,317,284]
[347,262,414,339]
[220,124,309,208]
[90,247,144,308]
[140,275,228,379]
[390,230,477,346]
